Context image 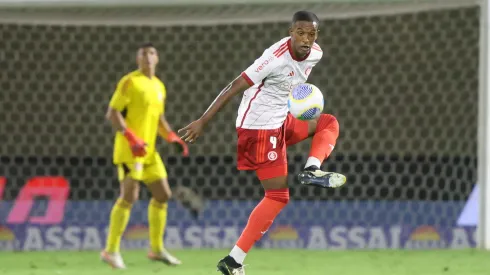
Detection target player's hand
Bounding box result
[123,128,147,157]
[167,132,189,157]
[178,119,205,144]
[130,142,147,157]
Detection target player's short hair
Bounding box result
[138,42,156,50]
[291,11,320,27]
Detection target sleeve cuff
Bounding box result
[241,72,254,86]
[109,104,124,112]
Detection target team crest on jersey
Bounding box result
[268,151,278,161]
[277,80,294,91]
[305,67,312,76]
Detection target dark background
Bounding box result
[0,7,478,201]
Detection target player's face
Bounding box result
[289,21,319,57]
[137,47,159,70]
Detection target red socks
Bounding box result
[309,114,339,163]
[235,188,289,253]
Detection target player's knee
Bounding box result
[120,189,138,204]
[153,189,172,203]
[163,189,172,202]
[147,177,172,203]
[316,114,338,128]
[317,114,339,135]
[120,177,139,204]
[116,198,134,208]
[120,194,137,205]
[265,188,290,204]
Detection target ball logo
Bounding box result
[267,151,278,161]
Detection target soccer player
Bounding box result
[179,11,346,274]
[100,43,188,269]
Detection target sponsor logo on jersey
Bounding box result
[255,56,274,73]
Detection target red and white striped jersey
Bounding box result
[236,37,323,129]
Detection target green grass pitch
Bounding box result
[1,249,489,275]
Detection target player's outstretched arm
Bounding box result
[178,75,250,143]
[158,115,189,156]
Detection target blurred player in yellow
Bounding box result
[100,43,189,269]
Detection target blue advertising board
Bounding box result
[0,199,478,251]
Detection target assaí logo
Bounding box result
[0,226,16,250]
[404,226,446,249]
[122,225,150,250]
[19,226,106,251]
[0,176,107,251]
[261,225,304,248]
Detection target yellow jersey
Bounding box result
[109,70,166,164]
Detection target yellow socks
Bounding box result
[104,198,168,254]
[105,198,132,253]
[148,199,168,253]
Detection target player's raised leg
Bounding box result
[287,113,346,188]
[145,155,182,266]
[101,169,139,269]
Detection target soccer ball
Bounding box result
[288,83,324,120]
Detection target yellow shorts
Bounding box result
[117,153,167,184]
